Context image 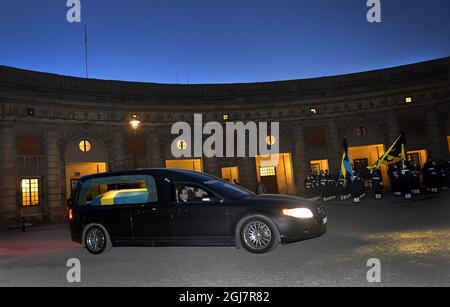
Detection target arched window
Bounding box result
[177,140,188,151]
[266,135,277,146]
[79,140,92,153]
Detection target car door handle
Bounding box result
[134,207,158,215]
[177,207,188,214]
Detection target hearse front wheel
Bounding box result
[84,225,111,255]
[240,216,278,254]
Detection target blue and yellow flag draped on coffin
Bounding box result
[90,189,149,206]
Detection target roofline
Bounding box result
[1,56,450,88]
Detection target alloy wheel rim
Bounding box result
[243,221,272,250]
[86,228,106,252]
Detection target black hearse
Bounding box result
[68,169,327,254]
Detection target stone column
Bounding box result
[291,123,308,196]
[203,158,219,176]
[146,128,164,168]
[426,109,446,159]
[1,122,18,227]
[327,120,340,172]
[385,113,401,145]
[46,127,64,222]
[239,157,257,192]
[111,127,126,171]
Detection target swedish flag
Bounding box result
[341,138,353,179]
[370,133,407,169]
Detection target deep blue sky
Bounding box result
[1,0,449,84]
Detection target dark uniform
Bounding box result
[423,159,439,193]
[323,171,334,202]
[370,168,383,200]
[425,160,439,193]
[399,162,412,199]
[410,163,421,195]
[351,170,364,203]
[311,174,320,201]
[358,169,366,199]
[337,175,346,201]
[438,161,448,191]
[304,176,313,200]
[319,171,327,200]
[388,164,401,196]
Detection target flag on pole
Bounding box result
[341,137,353,179]
[369,133,407,169]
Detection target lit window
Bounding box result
[177,139,188,151]
[79,140,92,153]
[21,179,40,207]
[310,108,318,114]
[260,167,276,177]
[266,135,276,146]
[405,97,413,104]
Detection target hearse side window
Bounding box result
[78,175,158,207]
[174,184,210,204]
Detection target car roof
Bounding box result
[79,168,216,183]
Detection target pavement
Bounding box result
[0,192,449,287]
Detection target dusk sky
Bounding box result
[1,0,450,84]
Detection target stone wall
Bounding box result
[1,58,450,228]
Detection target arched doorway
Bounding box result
[65,136,109,199]
[164,137,204,172]
[255,133,295,195]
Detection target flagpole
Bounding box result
[84,25,89,79]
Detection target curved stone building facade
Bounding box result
[1,57,450,228]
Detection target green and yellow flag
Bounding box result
[369,133,407,169]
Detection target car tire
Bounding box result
[84,224,112,255]
[239,216,279,254]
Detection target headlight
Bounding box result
[283,208,314,219]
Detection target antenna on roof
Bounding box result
[84,25,89,78]
[186,67,190,85]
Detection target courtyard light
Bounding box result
[130,115,142,130]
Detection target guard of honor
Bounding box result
[369,168,383,200]
[303,156,450,203]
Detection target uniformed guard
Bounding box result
[359,169,366,200]
[319,170,327,201]
[410,162,421,195]
[399,161,412,199]
[388,164,401,196]
[351,170,362,204]
[304,175,313,200]
[323,170,332,202]
[337,174,346,201]
[422,157,433,192]
[330,172,337,201]
[438,160,448,191]
[370,168,383,200]
[428,160,439,193]
[312,174,319,201]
